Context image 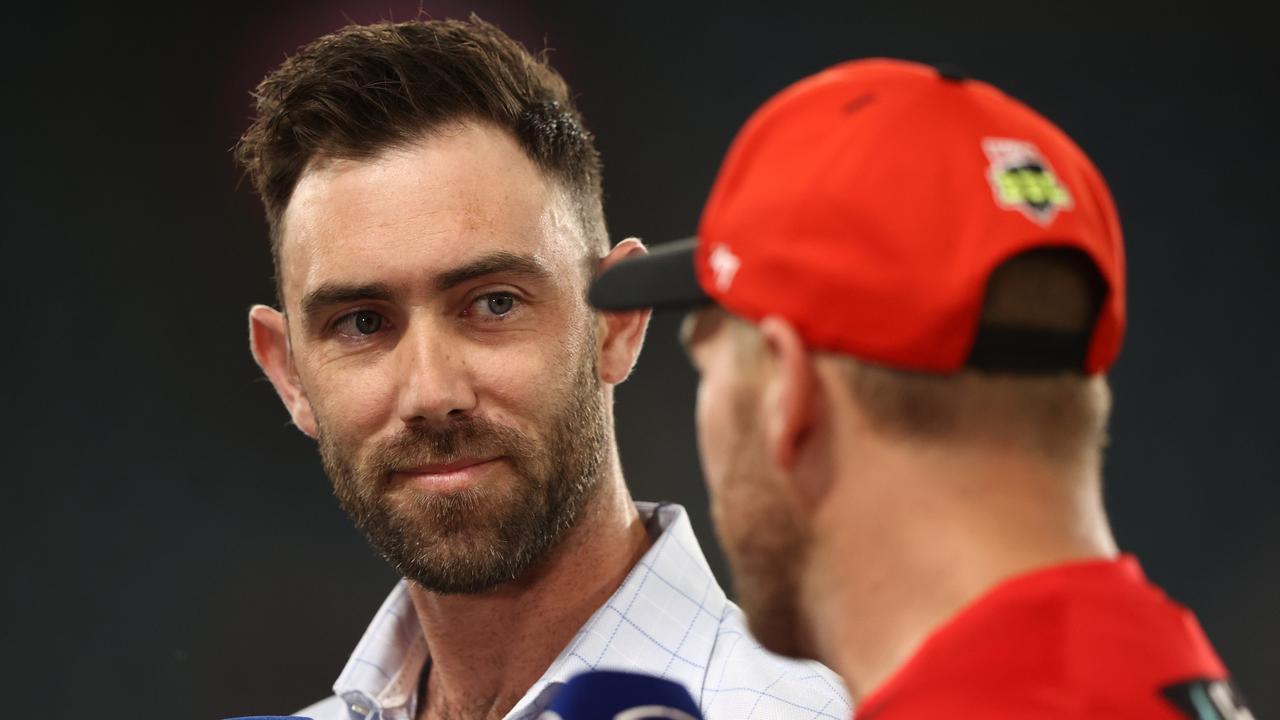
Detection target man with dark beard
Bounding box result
[591,59,1250,718]
[320,362,606,596]
[235,16,848,720]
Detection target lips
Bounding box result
[400,457,495,475]
[392,456,503,493]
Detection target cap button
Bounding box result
[934,63,969,82]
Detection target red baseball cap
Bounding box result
[589,58,1125,374]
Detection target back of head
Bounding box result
[235,16,608,300]
[587,60,1131,686]
[843,247,1112,467]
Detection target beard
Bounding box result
[316,348,610,595]
[712,383,814,659]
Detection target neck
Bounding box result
[410,454,650,720]
[802,437,1117,701]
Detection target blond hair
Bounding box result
[737,248,1113,464]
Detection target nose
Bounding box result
[394,317,478,425]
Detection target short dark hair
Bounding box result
[234,16,606,298]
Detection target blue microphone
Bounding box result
[540,670,704,720]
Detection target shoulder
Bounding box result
[700,601,851,720]
[858,684,1224,720]
[294,694,349,720]
[859,558,1235,720]
[858,689,1081,719]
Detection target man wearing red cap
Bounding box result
[590,59,1251,718]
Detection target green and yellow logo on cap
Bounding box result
[983,138,1073,226]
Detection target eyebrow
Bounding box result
[434,251,552,291]
[300,282,395,321]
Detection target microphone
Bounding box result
[223,716,313,719]
[539,670,704,720]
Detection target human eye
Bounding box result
[331,309,390,338]
[466,292,521,321]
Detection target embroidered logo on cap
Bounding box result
[708,243,742,293]
[983,138,1073,226]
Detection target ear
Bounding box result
[249,304,318,437]
[755,315,818,475]
[594,238,653,385]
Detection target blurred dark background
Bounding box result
[4,1,1275,717]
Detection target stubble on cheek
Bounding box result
[708,375,815,659]
[309,315,611,595]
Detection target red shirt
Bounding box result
[857,555,1250,719]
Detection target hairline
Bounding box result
[270,119,607,309]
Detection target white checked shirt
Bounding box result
[298,502,851,720]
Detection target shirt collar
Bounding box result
[331,502,728,720]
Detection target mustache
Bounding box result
[363,416,536,477]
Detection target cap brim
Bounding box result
[588,237,713,312]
